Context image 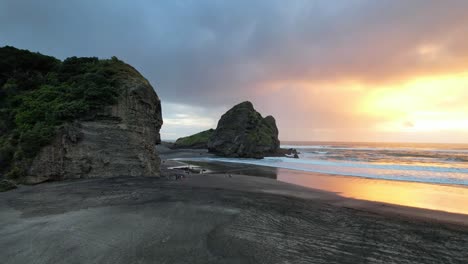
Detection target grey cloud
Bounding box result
[3,0,468,107]
[2,0,468,141]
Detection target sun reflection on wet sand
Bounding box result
[277,168,468,215]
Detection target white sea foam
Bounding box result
[281,144,468,154]
[183,156,468,186]
[178,142,468,186]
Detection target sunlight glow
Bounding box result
[361,72,468,133]
[417,44,441,60]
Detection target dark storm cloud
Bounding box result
[2,0,468,106]
[2,0,468,141]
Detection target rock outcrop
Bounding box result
[0,179,17,192]
[207,101,280,158]
[173,129,214,149]
[26,68,163,184]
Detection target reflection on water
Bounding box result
[278,168,468,215]
[181,159,468,215]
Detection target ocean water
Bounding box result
[198,142,468,186]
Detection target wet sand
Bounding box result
[1,147,468,263]
[1,173,468,263]
[178,159,468,215]
[278,168,468,215]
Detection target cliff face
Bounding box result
[207,101,280,158]
[26,69,163,183]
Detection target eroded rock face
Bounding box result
[27,71,162,184]
[207,101,280,158]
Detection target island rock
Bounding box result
[207,101,280,158]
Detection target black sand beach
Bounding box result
[3,3,468,263]
[1,147,468,263]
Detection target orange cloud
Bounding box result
[253,71,468,143]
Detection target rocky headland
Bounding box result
[0,46,162,184]
[174,101,281,158]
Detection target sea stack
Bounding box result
[207,101,280,158]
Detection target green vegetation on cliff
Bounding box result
[0,46,136,179]
[207,101,280,158]
[174,129,214,149]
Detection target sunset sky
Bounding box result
[2,0,468,143]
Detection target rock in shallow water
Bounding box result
[207,101,280,158]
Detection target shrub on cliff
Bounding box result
[174,129,215,149]
[0,46,130,179]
